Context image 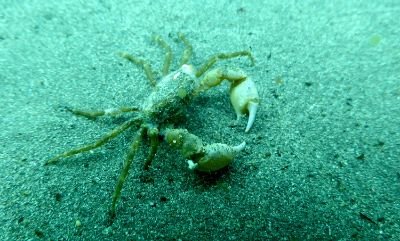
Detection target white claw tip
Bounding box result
[233,141,246,152]
[245,102,258,132]
[187,160,198,170]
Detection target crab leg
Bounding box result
[195,67,260,132]
[143,127,160,170]
[45,119,140,165]
[110,126,146,218]
[119,52,157,87]
[195,51,255,78]
[153,35,173,76]
[66,106,140,119]
[178,33,193,66]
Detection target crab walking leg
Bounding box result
[66,106,140,119]
[195,51,255,78]
[153,35,173,76]
[178,33,193,66]
[110,126,146,218]
[195,67,260,132]
[45,119,140,165]
[118,52,157,87]
[163,128,246,172]
[143,127,160,170]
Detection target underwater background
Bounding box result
[1,0,399,240]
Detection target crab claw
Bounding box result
[189,142,246,172]
[230,77,260,132]
[163,128,246,172]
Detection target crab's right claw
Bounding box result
[230,77,260,132]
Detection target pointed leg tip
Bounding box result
[44,157,58,166]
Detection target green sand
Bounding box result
[1,1,399,240]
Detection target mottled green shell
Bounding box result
[141,66,196,124]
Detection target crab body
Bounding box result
[45,34,260,218]
[142,65,196,124]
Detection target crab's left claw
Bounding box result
[230,77,260,132]
[163,128,246,172]
[190,142,246,172]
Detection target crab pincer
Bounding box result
[164,128,246,172]
[196,67,260,132]
[229,76,259,132]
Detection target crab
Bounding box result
[45,33,260,218]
